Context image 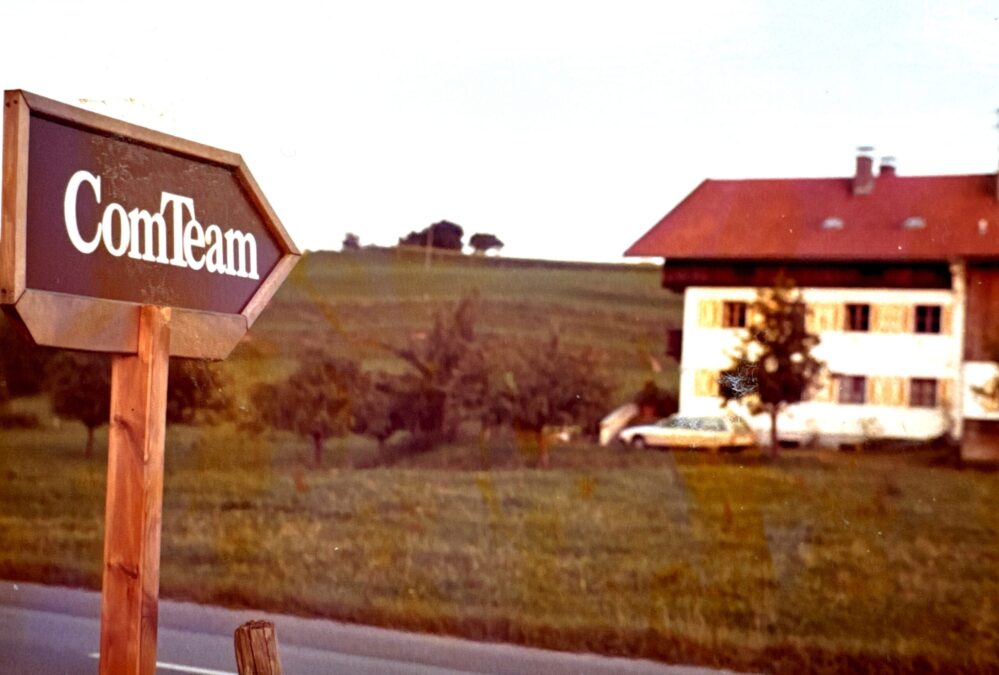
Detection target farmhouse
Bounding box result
[626,150,999,459]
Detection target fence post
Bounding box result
[234,620,283,675]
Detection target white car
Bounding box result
[618,414,756,451]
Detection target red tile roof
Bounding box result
[625,172,999,261]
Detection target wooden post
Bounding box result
[99,306,171,675]
[234,621,283,675]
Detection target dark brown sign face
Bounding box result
[24,114,283,315]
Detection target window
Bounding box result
[845,303,870,331]
[722,301,747,328]
[836,375,866,404]
[909,378,938,408]
[914,305,941,334]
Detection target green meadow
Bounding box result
[0,425,996,674]
[1,250,997,674]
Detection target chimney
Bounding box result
[880,156,896,179]
[853,146,875,195]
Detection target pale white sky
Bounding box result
[4,0,999,262]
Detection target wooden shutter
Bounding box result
[811,371,836,402]
[892,377,908,406]
[694,369,719,397]
[805,304,818,333]
[831,304,845,332]
[697,299,723,328]
[886,376,906,406]
[868,377,883,405]
[867,376,906,406]
[938,379,954,407]
[941,305,953,335]
[807,303,841,332]
[871,304,909,333]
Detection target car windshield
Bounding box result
[662,416,724,431]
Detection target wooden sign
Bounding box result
[1,90,300,675]
[2,90,299,359]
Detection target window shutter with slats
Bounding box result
[697,300,723,328]
[938,379,953,407]
[941,305,953,335]
[694,369,719,397]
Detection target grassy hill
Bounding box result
[230,247,682,402]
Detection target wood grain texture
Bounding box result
[242,253,300,327]
[169,308,247,359]
[18,90,242,167]
[1,90,29,305]
[234,621,283,675]
[11,290,246,358]
[99,306,171,675]
[235,162,300,256]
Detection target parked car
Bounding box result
[618,414,756,451]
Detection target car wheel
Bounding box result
[630,436,647,450]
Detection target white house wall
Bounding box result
[680,286,961,445]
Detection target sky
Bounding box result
[3,0,999,262]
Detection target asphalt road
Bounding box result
[0,581,740,675]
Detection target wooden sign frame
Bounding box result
[1,90,300,359]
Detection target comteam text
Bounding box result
[63,169,259,280]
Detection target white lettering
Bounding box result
[63,170,102,254]
[224,230,259,280]
[101,203,130,257]
[159,192,194,269]
[204,225,225,274]
[184,219,206,271]
[127,208,168,263]
[62,172,260,281]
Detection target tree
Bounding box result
[342,232,361,250]
[167,359,233,424]
[398,220,464,251]
[469,233,504,255]
[490,332,613,466]
[46,352,111,459]
[351,371,402,448]
[251,352,364,468]
[46,353,235,458]
[0,314,53,397]
[720,275,823,457]
[380,292,482,442]
[633,379,678,421]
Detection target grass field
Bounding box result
[2,251,998,673]
[0,421,997,674]
[229,248,679,400]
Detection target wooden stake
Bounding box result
[99,305,171,675]
[234,621,283,675]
